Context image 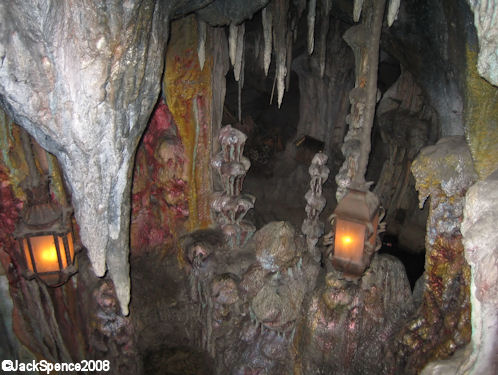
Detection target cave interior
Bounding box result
[0,0,497,374]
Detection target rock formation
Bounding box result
[395,137,476,374]
[302,152,329,261]
[467,0,498,85]
[211,125,255,248]
[0,0,271,315]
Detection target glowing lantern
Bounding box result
[330,189,381,278]
[13,130,78,286]
[14,199,77,287]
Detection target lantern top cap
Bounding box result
[14,202,73,239]
[334,188,379,222]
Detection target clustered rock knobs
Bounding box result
[211,125,256,248]
[301,152,330,261]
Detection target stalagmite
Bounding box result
[387,0,401,27]
[262,6,273,76]
[307,0,316,54]
[197,19,207,70]
[353,0,364,22]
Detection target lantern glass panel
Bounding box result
[22,238,34,272]
[66,232,75,264]
[28,235,62,273]
[334,218,366,263]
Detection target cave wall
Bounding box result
[0,116,142,373]
[164,15,215,231]
[0,0,258,316]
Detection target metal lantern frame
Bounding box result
[330,188,382,278]
[14,202,77,287]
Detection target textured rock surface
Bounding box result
[293,18,354,160]
[464,47,498,180]
[0,0,172,315]
[0,117,140,374]
[164,15,217,232]
[411,137,478,209]
[467,0,498,85]
[0,163,28,364]
[302,152,329,261]
[299,254,414,374]
[373,70,438,252]
[336,0,387,200]
[427,169,498,374]
[196,0,271,26]
[0,0,268,315]
[130,99,189,254]
[383,0,470,137]
[128,218,417,374]
[460,170,498,373]
[211,125,255,248]
[394,136,476,374]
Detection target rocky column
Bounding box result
[211,125,255,248]
[301,152,329,262]
[335,0,387,200]
[421,169,498,374]
[394,136,477,374]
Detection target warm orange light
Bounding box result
[342,235,353,245]
[29,235,61,273]
[334,219,365,262]
[40,246,58,263]
[14,196,77,285]
[22,234,75,276]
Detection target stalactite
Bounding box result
[318,0,332,77]
[234,24,245,82]
[229,23,238,68]
[211,27,229,160]
[387,0,401,27]
[262,6,273,76]
[353,0,364,22]
[307,0,316,54]
[229,23,245,82]
[197,19,207,70]
[285,28,293,90]
[272,0,290,108]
